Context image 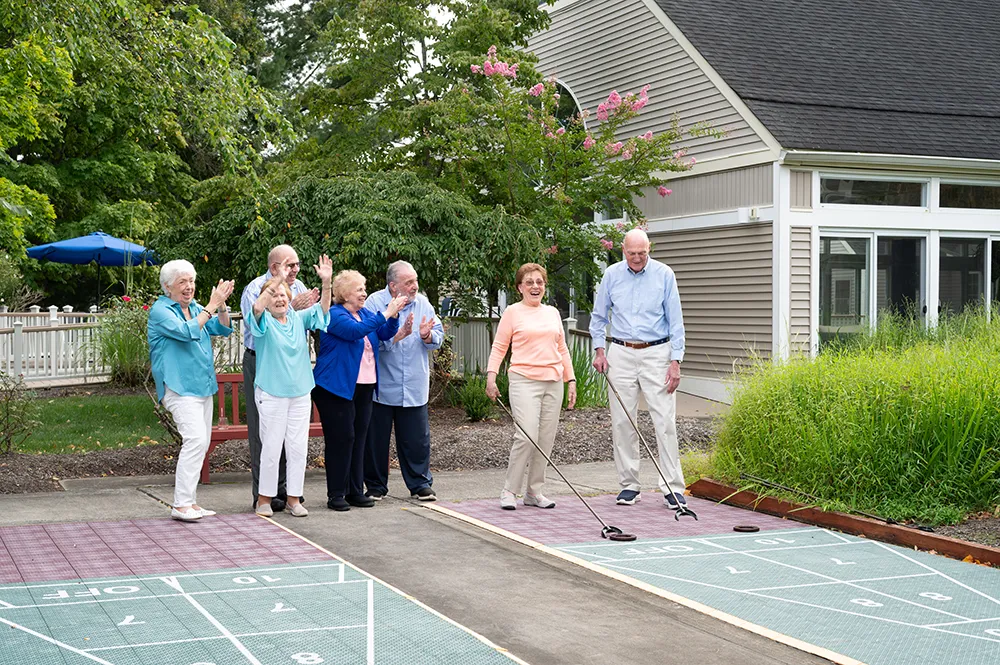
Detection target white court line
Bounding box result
[697,538,972,622]
[0,615,116,664]
[6,579,367,611]
[923,616,1000,628]
[744,573,936,593]
[163,576,263,665]
[0,599,14,608]
[872,541,1000,608]
[0,562,345,592]
[557,527,823,550]
[921,625,1000,645]
[85,623,367,652]
[367,579,375,665]
[591,540,869,564]
[823,529,856,544]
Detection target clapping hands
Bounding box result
[386,294,409,318]
[209,279,235,309]
[394,312,414,342]
[313,254,333,283]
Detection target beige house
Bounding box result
[531,0,1000,402]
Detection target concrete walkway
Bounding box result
[4,458,828,665]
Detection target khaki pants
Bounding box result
[504,372,563,497]
[607,343,684,493]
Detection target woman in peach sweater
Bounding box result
[486,263,576,510]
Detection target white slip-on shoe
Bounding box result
[171,507,202,522]
[255,503,274,517]
[500,490,517,510]
[288,503,309,517]
[195,508,216,517]
[523,493,556,508]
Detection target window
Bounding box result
[940,183,1000,210]
[939,239,985,316]
[820,179,924,206]
[876,237,924,320]
[819,237,870,343]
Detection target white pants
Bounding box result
[607,343,684,494]
[255,387,311,498]
[162,388,213,508]
[505,372,563,496]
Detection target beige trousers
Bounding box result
[607,343,684,493]
[504,372,563,496]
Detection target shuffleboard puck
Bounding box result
[733,525,760,533]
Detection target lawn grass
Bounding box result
[24,394,165,454]
[710,309,1000,526]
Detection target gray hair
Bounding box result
[159,259,196,294]
[386,260,415,285]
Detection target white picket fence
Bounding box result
[0,308,590,386]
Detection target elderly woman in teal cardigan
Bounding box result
[148,259,235,522]
[312,270,408,512]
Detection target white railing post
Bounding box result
[12,321,23,376]
[29,305,40,314]
[563,316,576,344]
[48,306,58,325]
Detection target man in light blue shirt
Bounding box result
[363,261,444,501]
[590,229,688,508]
[239,244,317,511]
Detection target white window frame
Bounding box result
[816,171,931,211]
[937,178,1000,214]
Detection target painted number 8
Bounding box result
[919,592,953,602]
[292,654,324,664]
[850,598,883,608]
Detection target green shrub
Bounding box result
[566,342,607,409]
[457,374,495,421]
[97,294,151,387]
[0,373,39,454]
[0,254,43,311]
[712,312,1000,525]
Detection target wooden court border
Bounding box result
[424,502,864,665]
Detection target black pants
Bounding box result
[244,349,287,502]
[365,402,433,494]
[313,384,374,499]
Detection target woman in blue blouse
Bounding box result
[313,270,407,511]
[249,255,333,518]
[148,260,235,522]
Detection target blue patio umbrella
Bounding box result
[26,231,157,305]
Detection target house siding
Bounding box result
[650,222,773,377]
[637,164,773,219]
[790,227,812,354]
[790,170,813,209]
[529,0,769,163]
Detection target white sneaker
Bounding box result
[500,490,517,510]
[170,507,202,522]
[255,503,274,517]
[523,493,556,508]
[288,503,309,517]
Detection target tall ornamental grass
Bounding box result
[713,309,1000,525]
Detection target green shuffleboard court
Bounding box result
[0,560,523,665]
[558,526,1000,665]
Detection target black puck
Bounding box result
[733,525,760,533]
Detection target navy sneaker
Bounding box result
[411,487,437,502]
[663,492,688,510]
[616,490,641,505]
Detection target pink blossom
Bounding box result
[606,90,622,109]
[657,186,672,197]
[641,130,653,141]
[621,148,633,160]
[596,103,609,121]
[488,45,497,58]
[615,220,626,231]
[462,87,468,94]
[600,238,615,250]
[605,141,623,156]
[142,304,150,311]
[545,131,555,138]
[553,93,560,100]
[122,296,132,302]
[631,98,647,111]
[640,84,651,96]
[555,127,565,135]
[527,112,534,120]
[583,135,596,150]
[483,61,494,75]
[546,245,559,255]
[528,83,544,97]
[470,64,481,74]
[674,149,688,159]
[581,109,591,119]
[688,157,697,167]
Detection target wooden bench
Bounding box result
[202,373,324,484]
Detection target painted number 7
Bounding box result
[292,654,324,664]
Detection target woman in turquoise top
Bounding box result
[147,259,235,522]
[249,255,333,517]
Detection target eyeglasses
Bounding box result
[286,262,300,269]
[521,279,546,287]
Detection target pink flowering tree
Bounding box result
[414,45,720,306]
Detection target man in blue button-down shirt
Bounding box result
[590,229,687,509]
[363,261,444,501]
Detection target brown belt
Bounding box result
[609,337,670,350]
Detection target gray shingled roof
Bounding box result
[654,0,1000,159]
